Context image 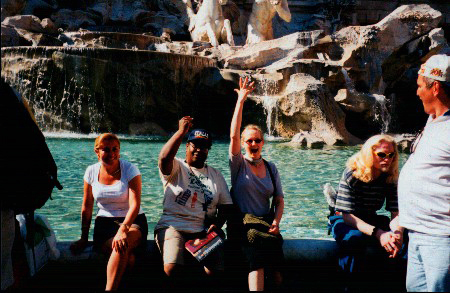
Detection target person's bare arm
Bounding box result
[268,196,284,235]
[343,213,398,256]
[70,181,94,254]
[230,77,255,156]
[159,117,193,175]
[112,175,142,254]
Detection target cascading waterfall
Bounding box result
[2,46,218,134]
[373,94,391,133]
[341,68,391,133]
[257,77,279,137]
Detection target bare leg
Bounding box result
[249,268,264,291]
[104,229,142,291]
[106,249,129,290]
[164,263,178,277]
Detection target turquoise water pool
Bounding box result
[38,135,408,241]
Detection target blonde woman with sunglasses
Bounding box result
[229,77,285,291]
[328,134,405,286]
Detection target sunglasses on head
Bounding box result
[245,139,262,144]
[375,152,395,159]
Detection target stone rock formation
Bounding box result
[334,4,442,93]
[2,15,57,34]
[1,1,448,148]
[260,73,360,145]
[1,47,227,134]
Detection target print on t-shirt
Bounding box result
[187,170,213,211]
[175,189,191,206]
[191,192,198,208]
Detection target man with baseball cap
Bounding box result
[397,54,450,292]
[154,116,232,280]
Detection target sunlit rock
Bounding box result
[286,131,325,149]
[2,15,53,34]
[224,30,325,70]
[334,4,442,93]
[268,73,360,145]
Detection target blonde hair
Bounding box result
[241,124,264,143]
[346,134,399,183]
[94,133,120,151]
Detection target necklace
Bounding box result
[244,155,263,166]
[187,163,208,181]
[102,165,121,176]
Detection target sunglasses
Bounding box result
[98,147,119,153]
[189,142,210,150]
[245,139,263,144]
[375,152,395,159]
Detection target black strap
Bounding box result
[25,212,37,274]
[263,159,277,214]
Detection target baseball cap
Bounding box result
[418,54,450,82]
[187,129,212,148]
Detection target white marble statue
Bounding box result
[184,0,235,47]
[246,0,291,44]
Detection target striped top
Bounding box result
[335,168,398,218]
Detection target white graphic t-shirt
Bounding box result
[155,157,232,233]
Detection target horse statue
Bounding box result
[184,0,235,47]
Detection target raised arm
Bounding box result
[230,77,255,156]
[112,175,142,254]
[159,116,193,175]
[70,181,95,254]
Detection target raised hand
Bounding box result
[234,76,256,103]
[179,116,194,136]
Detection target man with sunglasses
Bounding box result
[328,134,404,288]
[397,54,450,292]
[154,116,233,281]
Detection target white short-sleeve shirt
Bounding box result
[84,159,143,217]
[155,157,232,233]
[398,113,450,236]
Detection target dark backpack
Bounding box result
[1,78,63,274]
[1,79,62,213]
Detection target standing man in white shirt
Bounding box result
[398,54,450,292]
